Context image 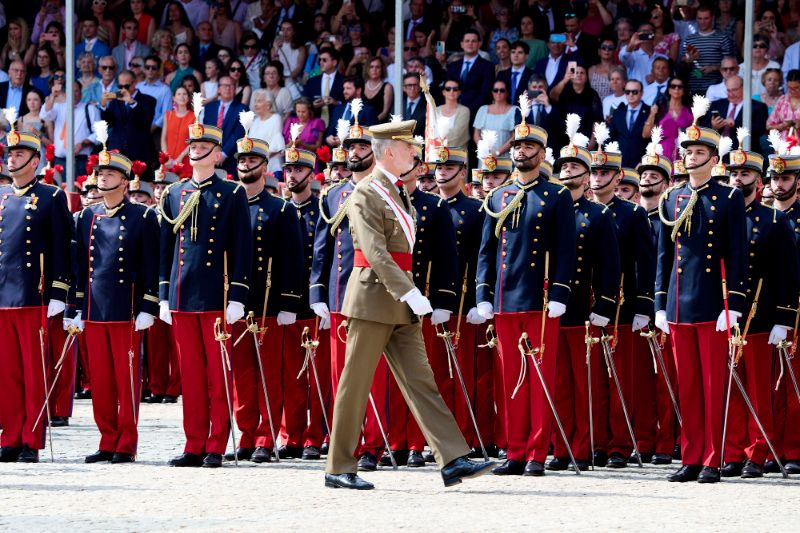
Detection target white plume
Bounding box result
[545,147,554,165]
[390,113,403,123]
[336,119,350,144]
[768,129,787,155]
[573,133,589,148]
[518,92,531,121]
[791,145,800,156]
[594,122,610,149]
[93,120,109,147]
[605,141,620,153]
[351,98,363,123]
[736,127,750,148]
[192,92,204,116]
[238,110,255,135]
[437,115,452,143]
[691,94,710,123]
[565,113,581,143]
[413,135,424,145]
[290,122,303,145]
[677,131,688,156]
[718,136,733,159]
[3,107,17,128]
[478,130,498,157]
[645,125,663,156]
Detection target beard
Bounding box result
[239,171,262,184]
[347,152,373,172]
[514,158,537,172]
[640,186,660,198]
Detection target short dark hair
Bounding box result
[343,75,364,91]
[83,15,99,26]
[403,72,421,83]
[462,28,481,42]
[320,47,340,63]
[510,40,530,55]
[787,70,800,83]
[443,77,461,89]
[144,54,162,68]
[122,17,139,28]
[625,79,644,91]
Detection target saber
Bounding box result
[777,341,800,405]
[243,312,281,463]
[519,332,580,474]
[478,324,498,349]
[38,253,54,462]
[127,285,139,428]
[641,328,682,426]
[454,265,468,347]
[301,326,331,436]
[33,325,80,431]
[600,328,642,467]
[585,321,599,469]
[368,391,397,470]
[436,322,489,461]
[214,251,239,465]
[720,259,735,472]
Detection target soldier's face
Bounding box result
[684,146,716,172]
[590,168,619,191]
[347,142,374,172]
[7,148,39,176]
[130,191,152,205]
[512,142,541,171]
[284,165,311,192]
[237,154,265,183]
[97,168,127,193]
[482,172,508,192]
[417,176,438,193]
[330,163,352,181]
[639,170,666,198]
[435,164,464,185]
[770,174,798,201]
[614,183,638,201]
[729,168,761,197]
[559,161,588,189]
[189,142,220,166]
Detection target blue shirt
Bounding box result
[136,80,172,128]
[6,84,22,116]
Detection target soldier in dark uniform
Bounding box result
[160,112,252,468]
[71,140,160,464]
[614,168,640,202]
[655,112,748,483]
[0,125,72,463]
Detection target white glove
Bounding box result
[159,301,172,325]
[400,287,433,316]
[277,311,297,326]
[769,325,790,345]
[589,312,609,327]
[226,301,245,324]
[715,310,742,332]
[71,312,84,332]
[319,315,331,330]
[477,301,494,320]
[430,308,451,325]
[632,314,650,332]
[47,299,66,318]
[311,302,330,320]
[655,310,670,334]
[134,312,155,331]
[547,301,566,318]
[466,307,487,325]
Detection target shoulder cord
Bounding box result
[658,185,698,241]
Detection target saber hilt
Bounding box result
[478,324,498,349]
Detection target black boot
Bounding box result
[441,456,495,487]
[606,452,627,468]
[523,460,545,476]
[302,446,321,460]
[16,445,38,463]
[111,453,135,464]
[593,450,608,467]
[169,452,204,467]
[651,453,672,465]
[697,466,721,483]
[251,447,273,463]
[741,460,763,478]
[491,459,525,475]
[202,453,223,468]
[51,416,69,427]
[546,457,570,471]
[357,452,377,471]
[224,448,255,461]
[721,462,743,477]
[407,450,426,467]
[85,450,114,463]
[667,464,702,482]
[278,445,303,459]
[0,447,22,462]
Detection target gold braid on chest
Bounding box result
[483,188,526,238]
[658,186,698,242]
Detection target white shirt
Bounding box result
[742,60,780,94]
[705,82,728,102]
[643,80,669,106]
[249,114,286,174]
[783,42,800,85]
[618,47,666,84]
[40,101,99,158]
[544,54,562,87]
[603,93,627,118]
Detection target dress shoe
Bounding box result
[651,453,672,465]
[162,395,178,403]
[423,450,436,463]
[251,447,273,463]
[492,459,525,476]
[357,452,377,471]
[144,394,164,404]
[784,460,800,474]
[85,450,114,463]
[224,448,254,461]
[606,452,627,468]
[467,447,483,459]
[441,456,495,487]
[721,462,743,477]
[278,445,303,459]
[667,464,702,482]
[628,452,651,464]
[17,445,38,463]
[497,448,507,460]
[302,446,321,460]
[51,416,69,427]
[111,453,135,464]
[202,453,223,468]
[407,450,426,468]
[546,457,570,471]
[75,389,92,400]
[325,473,374,490]
[169,452,204,467]
[380,449,408,467]
[593,450,608,467]
[741,460,763,478]
[0,447,22,462]
[697,466,721,483]
[764,459,781,473]
[673,444,681,461]
[523,460,545,476]
[569,459,591,471]
[320,442,329,456]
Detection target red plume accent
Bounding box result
[787,134,800,151]
[171,162,184,176]
[227,173,233,180]
[316,145,331,163]
[159,151,170,165]
[314,172,326,183]
[75,174,87,187]
[86,154,98,175]
[54,164,64,175]
[43,167,55,184]
[45,144,55,163]
[131,160,148,177]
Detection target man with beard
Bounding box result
[549,116,621,472]
[721,134,798,479]
[614,168,640,202]
[477,112,576,477]
[225,119,304,464]
[654,106,747,483]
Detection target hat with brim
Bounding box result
[343,123,374,148]
[767,154,800,176]
[368,120,422,145]
[129,179,153,197]
[591,149,622,170]
[95,150,133,178]
[725,149,764,174]
[620,168,640,187]
[284,147,316,169]
[681,125,720,150]
[6,130,41,153]
[235,136,269,160]
[672,158,688,180]
[432,145,468,166]
[637,153,672,180]
[186,123,223,146]
[555,144,592,173]
[511,123,547,148]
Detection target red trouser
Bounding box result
[724,332,774,464]
[491,321,507,450]
[77,334,91,391]
[670,321,727,467]
[362,357,391,455]
[280,319,331,449]
[0,307,47,449]
[606,325,636,457]
[631,332,658,454]
[84,321,142,455]
[472,324,495,450]
[48,315,75,418]
[231,317,282,449]
[495,311,560,463]
[653,334,678,455]
[146,318,181,397]
[329,312,348,397]
[172,311,233,455]
[773,348,800,460]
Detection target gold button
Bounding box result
[207,262,212,267]
[678,268,683,273]
[706,268,711,273]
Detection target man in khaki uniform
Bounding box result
[324,120,495,490]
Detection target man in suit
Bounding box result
[404,0,433,41]
[112,18,152,71]
[324,119,494,490]
[534,34,577,90]
[514,75,562,151]
[191,22,221,71]
[498,41,534,105]
[324,77,378,146]
[99,70,156,166]
[565,13,598,68]
[0,61,32,124]
[74,17,112,66]
[445,29,495,122]
[203,76,249,176]
[401,73,426,138]
[700,76,768,152]
[609,80,651,168]
[525,0,566,40]
[304,48,345,125]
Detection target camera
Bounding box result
[451,5,466,14]
[639,32,654,41]
[528,90,542,99]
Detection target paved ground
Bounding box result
[2,399,799,532]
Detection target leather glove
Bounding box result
[632,314,650,332]
[400,287,433,316]
[134,312,155,331]
[277,311,297,326]
[226,301,245,324]
[430,308,451,325]
[159,301,172,325]
[769,325,790,345]
[311,302,330,320]
[547,301,566,318]
[589,312,610,327]
[466,307,487,325]
[47,299,66,318]
[655,310,670,334]
[319,315,331,330]
[715,310,742,332]
[476,301,494,320]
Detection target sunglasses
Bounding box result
[144,64,158,70]
[721,67,738,72]
[53,74,65,80]
[404,46,419,52]
[129,63,142,68]
[100,65,115,70]
[229,67,242,72]
[443,86,459,91]
[118,84,130,90]
[242,43,257,50]
[669,83,684,89]
[492,88,507,93]
[753,43,768,49]
[625,89,640,95]
[600,45,615,51]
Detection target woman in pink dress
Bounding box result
[657,77,692,161]
[282,97,325,170]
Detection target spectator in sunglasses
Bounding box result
[85,55,118,105]
[473,79,515,155]
[437,77,470,148]
[705,56,739,102]
[136,55,173,131]
[227,58,252,105]
[238,31,265,90]
[609,79,650,168]
[589,38,618,100]
[90,0,117,46]
[744,34,780,95]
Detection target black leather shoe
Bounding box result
[407,450,426,468]
[302,446,321,460]
[721,462,743,477]
[651,453,672,465]
[764,459,781,473]
[784,460,800,474]
[593,450,608,467]
[673,444,681,461]
[606,452,627,468]
[278,445,303,459]
[423,450,436,463]
[0,447,22,462]
[523,460,545,476]
[467,447,483,459]
[162,395,178,403]
[224,448,255,461]
[697,466,721,483]
[144,394,164,404]
[357,452,377,471]
[85,450,114,463]
[628,452,651,464]
[325,473,374,490]
[17,445,38,463]
[75,389,92,400]
[251,447,273,463]
[380,449,408,467]
[569,459,591,471]
[546,457,570,471]
[169,452,204,467]
[320,442,329,456]
[741,460,763,478]
[111,453,135,464]
[441,456,495,487]
[202,453,223,468]
[497,448,507,460]
[667,464,702,482]
[51,416,69,427]
[492,459,525,476]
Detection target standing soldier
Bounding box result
[614,169,640,202]
[160,99,252,468]
[71,129,160,464]
[655,97,747,483]
[0,116,72,463]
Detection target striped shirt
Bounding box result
[680,31,735,95]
